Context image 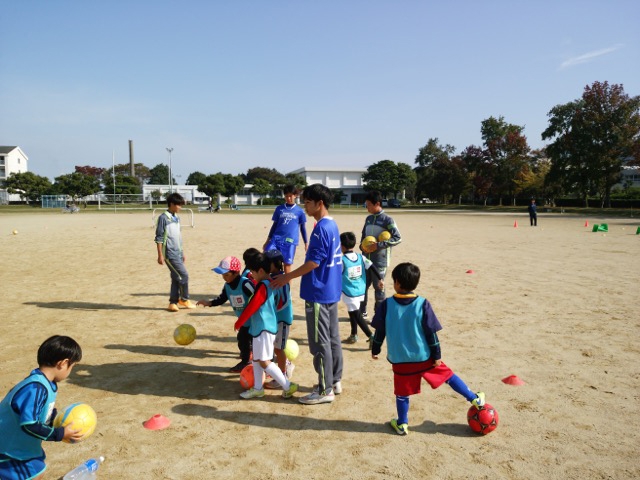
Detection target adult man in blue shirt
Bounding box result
[271,184,343,405]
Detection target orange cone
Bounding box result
[584,220,589,227]
[513,220,518,228]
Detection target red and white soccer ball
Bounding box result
[467,403,499,435]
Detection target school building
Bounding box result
[141,167,368,206]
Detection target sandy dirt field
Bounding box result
[1,208,639,480]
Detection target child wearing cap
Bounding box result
[197,256,255,372]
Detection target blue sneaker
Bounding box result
[389,418,408,436]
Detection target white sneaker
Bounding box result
[299,391,335,405]
[332,381,342,395]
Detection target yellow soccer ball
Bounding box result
[361,236,377,250]
[53,403,97,443]
[284,339,300,361]
[378,231,391,242]
[174,324,196,345]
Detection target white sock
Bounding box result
[253,362,265,390]
[265,362,290,390]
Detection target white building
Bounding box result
[287,167,367,204]
[141,167,368,206]
[0,146,29,203]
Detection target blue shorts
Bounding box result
[265,241,297,266]
[0,454,46,480]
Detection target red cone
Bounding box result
[143,414,171,430]
[513,220,518,228]
[584,220,589,227]
[502,375,525,386]
[466,270,474,274]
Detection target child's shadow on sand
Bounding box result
[24,301,163,311]
[69,360,243,401]
[171,403,476,437]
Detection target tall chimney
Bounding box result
[129,140,135,176]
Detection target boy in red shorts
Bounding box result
[370,262,486,435]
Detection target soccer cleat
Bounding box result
[285,361,295,379]
[389,418,409,436]
[332,381,342,395]
[167,303,179,312]
[178,299,196,309]
[299,391,335,405]
[343,335,358,344]
[240,388,265,399]
[282,382,299,399]
[229,361,249,373]
[471,392,486,409]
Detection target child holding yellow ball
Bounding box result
[0,336,84,479]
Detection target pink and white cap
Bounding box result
[213,256,242,274]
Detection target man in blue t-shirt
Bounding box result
[271,184,343,405]
[263,184,308,273]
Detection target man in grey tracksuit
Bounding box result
[360,191,402,318]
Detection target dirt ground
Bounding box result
[0,209,639,479]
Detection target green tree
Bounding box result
[106,175,142,201]
[150,189,163,204]
[395,162,417,201]
[53,173,102,205]
[362,160,399,198]
[245,167,286,186]
[5,172,52,203]
[460,145,492,205]
[543,81,640,207]
[186,171,207,186]
[197,173,225,200]
[222,174,246,198]
[415,138,456,168]
[416,156,467,204]
[284,173,307,189]
[251,178,272,205]
[148,163,175,185]
[111,163,150,185]
[481,116,531,206]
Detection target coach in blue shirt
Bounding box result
[271,184,343,405]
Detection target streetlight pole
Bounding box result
[166,148,174,193]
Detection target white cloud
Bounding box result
[560,44,624,69]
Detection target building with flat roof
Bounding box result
[287,167,367,204]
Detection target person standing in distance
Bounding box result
[360,191,402,319]
[528,199,538,226]
[271,184,343,405]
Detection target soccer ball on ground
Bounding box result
[467,403,499,435]
[174,324,196,345]
[239,364,267,390]
[53,403,97,443]
[283,339,299,361]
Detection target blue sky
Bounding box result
[1,1,638,182]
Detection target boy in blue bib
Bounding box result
[370,263,487,436]
[0,336,83,479]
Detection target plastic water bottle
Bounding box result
[63,456,105,480]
